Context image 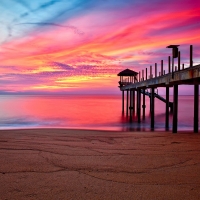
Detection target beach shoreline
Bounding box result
[0,128,200,199]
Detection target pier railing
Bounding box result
[121,64,200,90]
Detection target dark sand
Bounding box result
[0,129,200,200]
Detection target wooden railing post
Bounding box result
[168,56,171,73]
[178,51,180,71]
[155,63,157,77]
[190,45,193,67]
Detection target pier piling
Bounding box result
[130,90,133,122]
[142,90,145,120]
[122,90,124,114]
[137,89,141,123]
[126,90,129,116]
[165,86,169,130]
[133,90,135,114]
[173,85,178,133]
[194,84,199,133]
[151,88,155,130]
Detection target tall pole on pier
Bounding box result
[190,45,193,67]
[155,63,157,77]
[146,68,147,80]
[167,45,179,78]
[178,51,181,71]
[168,56,171,73]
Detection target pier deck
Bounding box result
[120,64,200,90]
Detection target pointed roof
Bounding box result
[166,45,179,48]
[117,68,138,76]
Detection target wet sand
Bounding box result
[0,129,200,200]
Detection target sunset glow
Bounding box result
[0,0,200,94]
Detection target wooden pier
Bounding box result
[118,45,200,133]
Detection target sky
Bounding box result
[0,0,200,95]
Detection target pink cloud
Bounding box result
[1,0,200,94]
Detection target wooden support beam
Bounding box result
[165,86,169,130]
[130,90,133,122]
[194,84,199,133]
[126,90,129,116]
[150,96,152,115]
[173,85,178,133]
[142,90,145,120]
[137,89,141,123]
[133,90,135,114]
[172,57,174,79]
[122,90,124,114]
[151,88,155,130]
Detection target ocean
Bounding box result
[0,94,198,131]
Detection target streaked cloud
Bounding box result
[0,0,200,94]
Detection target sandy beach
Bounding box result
[0,129,200,200]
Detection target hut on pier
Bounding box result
[117,69,138,87]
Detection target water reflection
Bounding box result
[0,95,199,131]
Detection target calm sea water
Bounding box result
[0,94,199,131]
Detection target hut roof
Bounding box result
[117,68,138,76]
